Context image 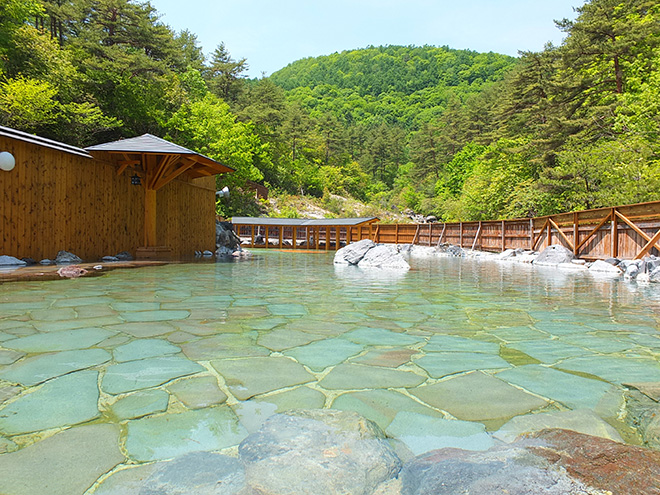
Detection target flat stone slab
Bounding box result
[0,348,111,386]
[181,334,269,360]
[350,348,417,368]
[386,411,493,455]
[0,349,25,365]
[624,382,660,402]
[555,355,660,384]
[31,316,122,332]
[488,326,548,342]
[211,357,315,400]
[423,335,500,353]
[0,424,123,495]
[496,365,612,409]
[409,371,548,422]
[508,340,591,364]
[90,463,159,495]
[0,370,100,435]
[561,334,633,353]
[415,352,511,378]
[267,303,308,316]
[2,328,114,352]
[495,409,623,443]
[284,338,363,371]
[257,328,326,351]
[120,309,190,322]
[125,406,248,461]
[319,363,426,390]
[332,389,442,430]
[167,376,227,409]
[112,338,180,362]
[341,327,424,346]
[252,386,326,412]
[110,389,170,420]
[102,356,205,395]
[105,322,177,338]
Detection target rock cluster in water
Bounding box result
[334,239,410,270]
[89,409,660,494]
[216,221,251,259]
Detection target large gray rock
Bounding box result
[533,245,575,265]
[650,267,660,283]
[55,250,82,264]
[238,409,402,495]
[589,259,623,275]
[0,255,26,266]
[358,245,410,270]
[400,443,597,495]
[334,239,376,265]
[217,221,240,250]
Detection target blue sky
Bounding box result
[150,0,583,77]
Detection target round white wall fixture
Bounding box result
[0,152,15,171]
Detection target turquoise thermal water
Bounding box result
[1,251,660,471]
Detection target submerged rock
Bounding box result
[56,265,88,278]
[115,251,133,261]
[239,409,401,495]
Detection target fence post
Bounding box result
[611,208,618,258]
[547,221,552,248]
[573,212,578,256]
[501,220,505,252]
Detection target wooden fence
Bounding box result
[235,200,660,260]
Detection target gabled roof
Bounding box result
[231,217,379,227]
[0,125,91,159]
[86,134,234,175]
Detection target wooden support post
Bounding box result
[358,226,362,241]
[437,223,446,248]
[501,220,505,252]
[549,218,574,251]
[374,225,380,243]
[412,224,421,245]
[573,212,579,256]
[611,208,618,258]
[264,225,269,248]
[347,226,351,245]
[325,227,330,250]
[293,226,297,250]
[546,220,552,248]
[336,227,340,250]
[279,226,283,249]
[144,189,157,247]
[634,228,660,260]
[369,223,373,240]
[315,227,320,250]
[250,225,254,248]
[472,222,482,251]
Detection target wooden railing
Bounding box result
[234,200,660,260]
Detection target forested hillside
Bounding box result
[1,0,658,220]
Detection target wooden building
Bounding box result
[0,126,232,261]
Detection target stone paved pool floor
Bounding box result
[1,252,660,493]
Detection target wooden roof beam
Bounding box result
[153,158,196,191]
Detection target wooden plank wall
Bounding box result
[0,137,216,260]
